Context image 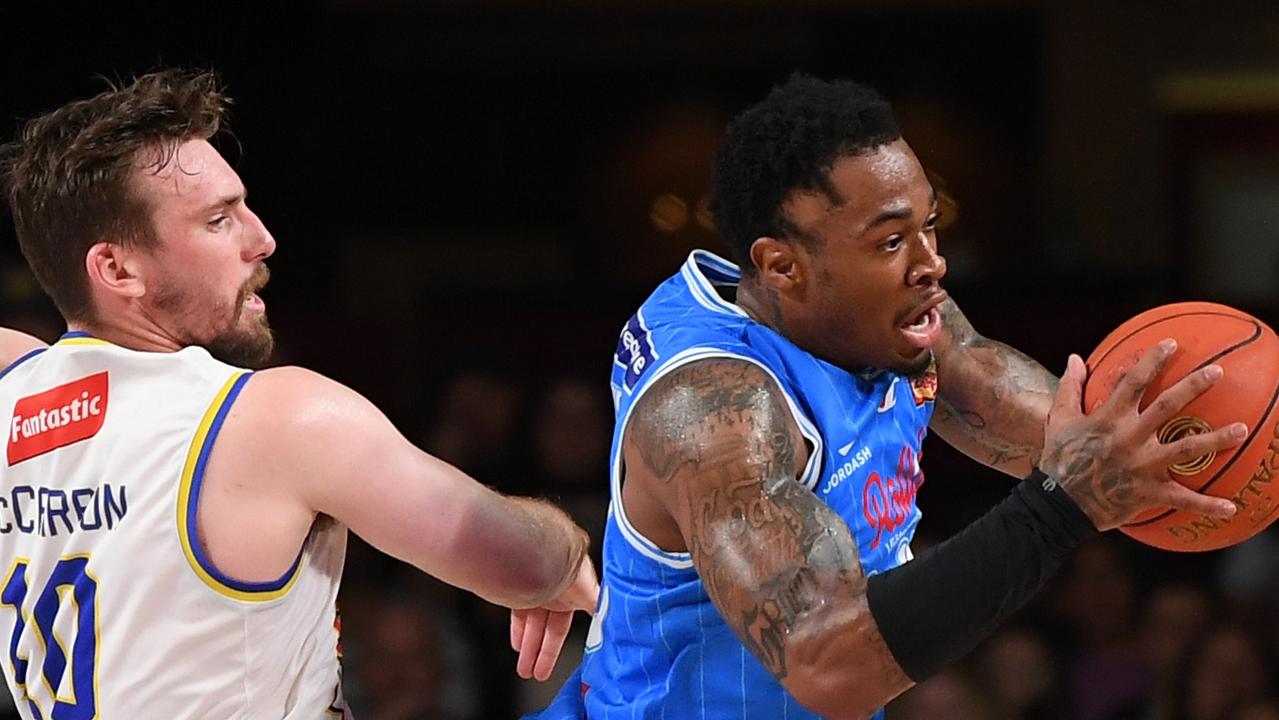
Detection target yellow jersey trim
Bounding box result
[176,372,304,602]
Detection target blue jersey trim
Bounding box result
[680,252,749,318]
[692,249,743,285]
[185,372,305,594]
[0,348,46,383]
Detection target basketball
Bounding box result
[1083,302,1279,552]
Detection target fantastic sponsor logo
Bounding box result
[7,372,108,466]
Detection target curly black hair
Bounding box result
[709,74,901,274]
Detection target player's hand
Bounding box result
[510,556,600,681]
[1039,341,1246,531]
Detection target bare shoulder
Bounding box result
[243,364,353,398]
[218,366,397,484]
[0,328,48,368]
[236,366,372,423]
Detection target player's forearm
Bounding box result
[498,494,590,607]
[760,538,913,720]
[456,491,589,609]
[782,472,1095,718]
[683,473,912,719]
[932,299,1057,476]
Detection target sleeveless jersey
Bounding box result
[0,333,348,719]
[530,250,935,720]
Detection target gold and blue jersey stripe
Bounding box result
[177,371,305,602]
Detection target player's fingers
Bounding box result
[533,610,576,682]
[1158,481,1237,520]
[517,609,549,680]
[1103,340,1176,415]
[1151,422,1247,468]
[511,609,526,652]
[1049,354,1087,425]
[1136,364,1224,435]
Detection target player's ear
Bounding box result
[749,236,803,292]
[85,242,148,301]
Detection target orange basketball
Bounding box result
[1083,302,1279,552]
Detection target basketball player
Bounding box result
[0,69,597,719]
[528,75,1245,719]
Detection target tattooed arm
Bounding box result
[930,297,1058,478]
[622,358,911,718]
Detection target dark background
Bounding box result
[2,2,1278,718]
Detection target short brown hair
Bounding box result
[0,69,229,321]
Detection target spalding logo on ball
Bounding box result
[1084,301,1279,552]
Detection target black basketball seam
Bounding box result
[1125,349,1278,529]
[1087,310,1258,373]
[1192,321,1262,371]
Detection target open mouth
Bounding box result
[241,266,271,314]
[244,292,265,311]
[898,302,943,350]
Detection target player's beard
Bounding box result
[205,312,274,369]
[153,266,275,369]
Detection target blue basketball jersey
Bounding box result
[530,250,935,720]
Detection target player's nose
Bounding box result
[907,236,946,287]
[241,205,277,261]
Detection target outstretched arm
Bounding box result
[225,367,598,680]
[246,367,593,609]
[930,298,1058,477]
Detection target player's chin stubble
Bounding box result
[206,319,274,368]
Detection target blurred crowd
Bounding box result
[1,289,1276,720]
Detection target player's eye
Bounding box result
[208,216,230,230]
[881,235,904,251]
[924,213,941,232]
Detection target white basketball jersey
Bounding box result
[0,334,349,719]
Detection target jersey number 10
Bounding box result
[0,557,98,720]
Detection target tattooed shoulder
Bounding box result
[628,358,802,486]
[626,358,868,681]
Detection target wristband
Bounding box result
[865,469,1097,681]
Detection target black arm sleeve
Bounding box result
[866,470,1097,681]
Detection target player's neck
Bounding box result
[735,279,791,338]
[68,310,185,354]
[737,280,842,366]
